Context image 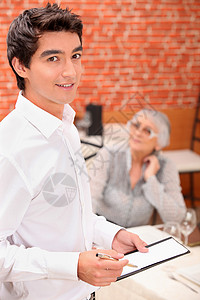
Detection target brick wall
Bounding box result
[0,0,200,120]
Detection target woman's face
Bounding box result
[129,114,160,155]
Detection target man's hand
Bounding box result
[78,249,128,286]
[112,229,148,254]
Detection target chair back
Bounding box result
[191,94,200,152]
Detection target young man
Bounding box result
[0,3,147,300]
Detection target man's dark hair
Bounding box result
[7,2,83,90]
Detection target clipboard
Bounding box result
[117,237,190,281]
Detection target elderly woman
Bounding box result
[89,109,186,228]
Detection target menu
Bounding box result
[118,237,190,281]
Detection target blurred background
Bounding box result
[0,0,200,207]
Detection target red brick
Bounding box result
[0,0,200,119]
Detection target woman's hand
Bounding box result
[143,154,160,181]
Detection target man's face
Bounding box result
[21,31,82,117]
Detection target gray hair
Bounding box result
[128,109,171,148]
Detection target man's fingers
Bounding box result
[132,234,148,253]
[97,258,129,271]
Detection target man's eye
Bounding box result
[48,56,58,62]
[72,53,82,59]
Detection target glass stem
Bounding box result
[184,234,188,246]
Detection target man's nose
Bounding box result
[61,60,76,78]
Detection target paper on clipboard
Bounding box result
[118,237,190,281]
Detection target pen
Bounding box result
[96,252,138,268]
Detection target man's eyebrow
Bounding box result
[40,45,83,58]
[72,45,83,53]
[40,50,63,58]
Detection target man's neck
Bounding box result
[22,91,64,120]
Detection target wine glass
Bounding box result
[180,208,197,245]
[163,222,181,240]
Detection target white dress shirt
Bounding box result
[0,92,121,300]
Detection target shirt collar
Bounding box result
[15,91,76,138]
[62,102,76,128]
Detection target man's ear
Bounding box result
[12,57,28,78]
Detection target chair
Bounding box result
[78,104,104,161]
[163,94,200,207]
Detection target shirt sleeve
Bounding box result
[142,157,186,223]
[0,155,79,283]
[91,213,123,249]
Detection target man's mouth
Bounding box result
[56,83,74,88]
